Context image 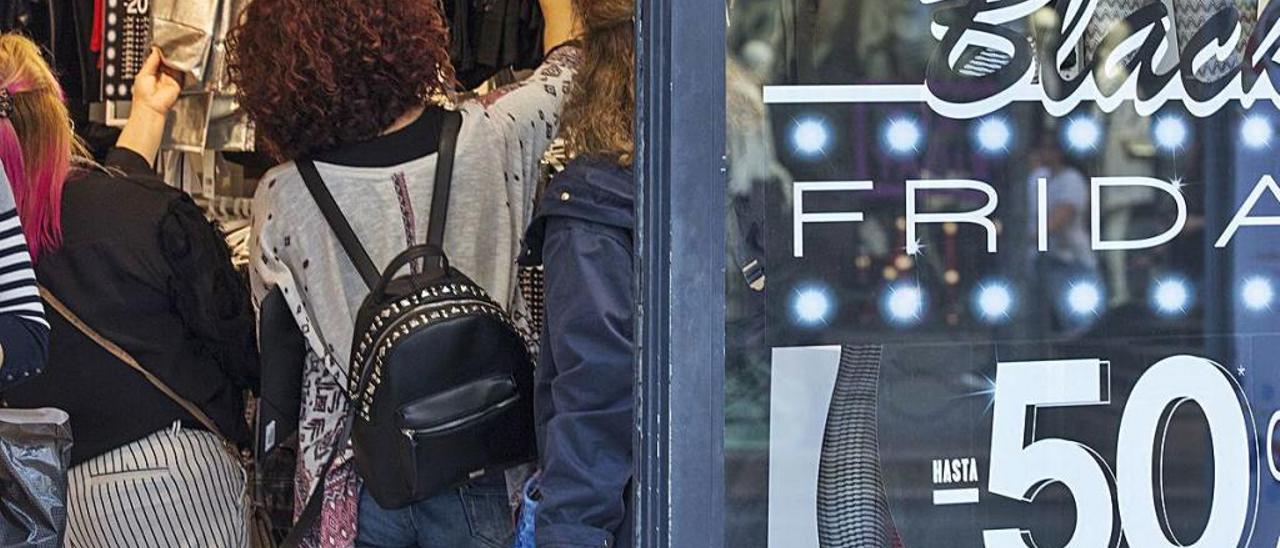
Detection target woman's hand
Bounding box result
[539,0,582,53]
[116,48,183,167]
[131,49,183,117]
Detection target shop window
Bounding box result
[724,1,1280,546]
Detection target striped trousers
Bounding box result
[65,423,250,548]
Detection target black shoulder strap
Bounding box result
[297,160,381,289]
[427,109,463,249]
[297,108,463,288]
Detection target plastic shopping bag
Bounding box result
[0,408,72,548]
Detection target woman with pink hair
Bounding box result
[0,33,260,547]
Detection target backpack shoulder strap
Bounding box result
[426,110,464,249]
[297,160,381,289]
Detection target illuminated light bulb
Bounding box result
[791,118,830,157]
[1064,116,1102,153]
[1151,277,1192,316]
[1066,281,1103,317]
[884,117,922,155]
[1242,276,1274,312]
[1153,115,1190,151]
[1242,115,1273,150]
[792,286,834,326]
[974,117,1012,154]
[884,283,925,325]
[975,282,1015,323]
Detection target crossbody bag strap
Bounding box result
[39,287,232,445]
[297,160,381,289]
[426,109,463,248]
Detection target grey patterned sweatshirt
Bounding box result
[249,46,581,547]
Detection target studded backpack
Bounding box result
[292,108,537,515]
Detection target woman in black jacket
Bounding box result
[0,34,259,547]
[524,2,637,546]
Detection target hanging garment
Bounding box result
[153,0,255,153]
[152,0,221,84]
[1,0,44,40]
[445,0,546,89]
[1086,0,1254,81]
[1,0,96,101]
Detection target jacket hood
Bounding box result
[521,157,634,265]
[539,157,634,230]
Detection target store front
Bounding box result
[5,0,1280,546]
[643,0,1280,547]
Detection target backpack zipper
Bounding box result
[399,393,522,439]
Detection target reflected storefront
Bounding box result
[640,0,1280,547]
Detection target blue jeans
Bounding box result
[356,476,514,548]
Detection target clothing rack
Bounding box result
[194,195,253,268]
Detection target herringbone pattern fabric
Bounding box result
[1085,0,1253,80]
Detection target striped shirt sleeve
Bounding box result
[0,170,46,327]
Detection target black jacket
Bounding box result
[523,157,635,548]
[4,148,259,465]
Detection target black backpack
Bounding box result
[288,109,536,531]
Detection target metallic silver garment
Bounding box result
[153,0,254,153]
[152,0,221,84]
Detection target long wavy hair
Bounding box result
[562,0,635,166]
[227,0,456,160]
[0,33,91,259]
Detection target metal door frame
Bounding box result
[635,0,727,547]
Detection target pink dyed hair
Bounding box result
[0,33,85,260]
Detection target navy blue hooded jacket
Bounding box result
[522,157,634,548]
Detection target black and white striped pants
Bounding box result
[65,423,250,548]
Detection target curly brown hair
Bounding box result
[227,0,455,160]
[562,0,634,166]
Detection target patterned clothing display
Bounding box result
[1085,0,1255,80]
[250,45,581,548]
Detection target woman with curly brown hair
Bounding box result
[228,0,580,546]
[520,0,636,546]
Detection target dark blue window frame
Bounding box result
[635,1,726,547]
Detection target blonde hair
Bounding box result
[562,0,635,166]
[0,33,92,258]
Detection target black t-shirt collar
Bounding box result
[312,107,446,168]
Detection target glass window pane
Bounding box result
[725,1,1280,546]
